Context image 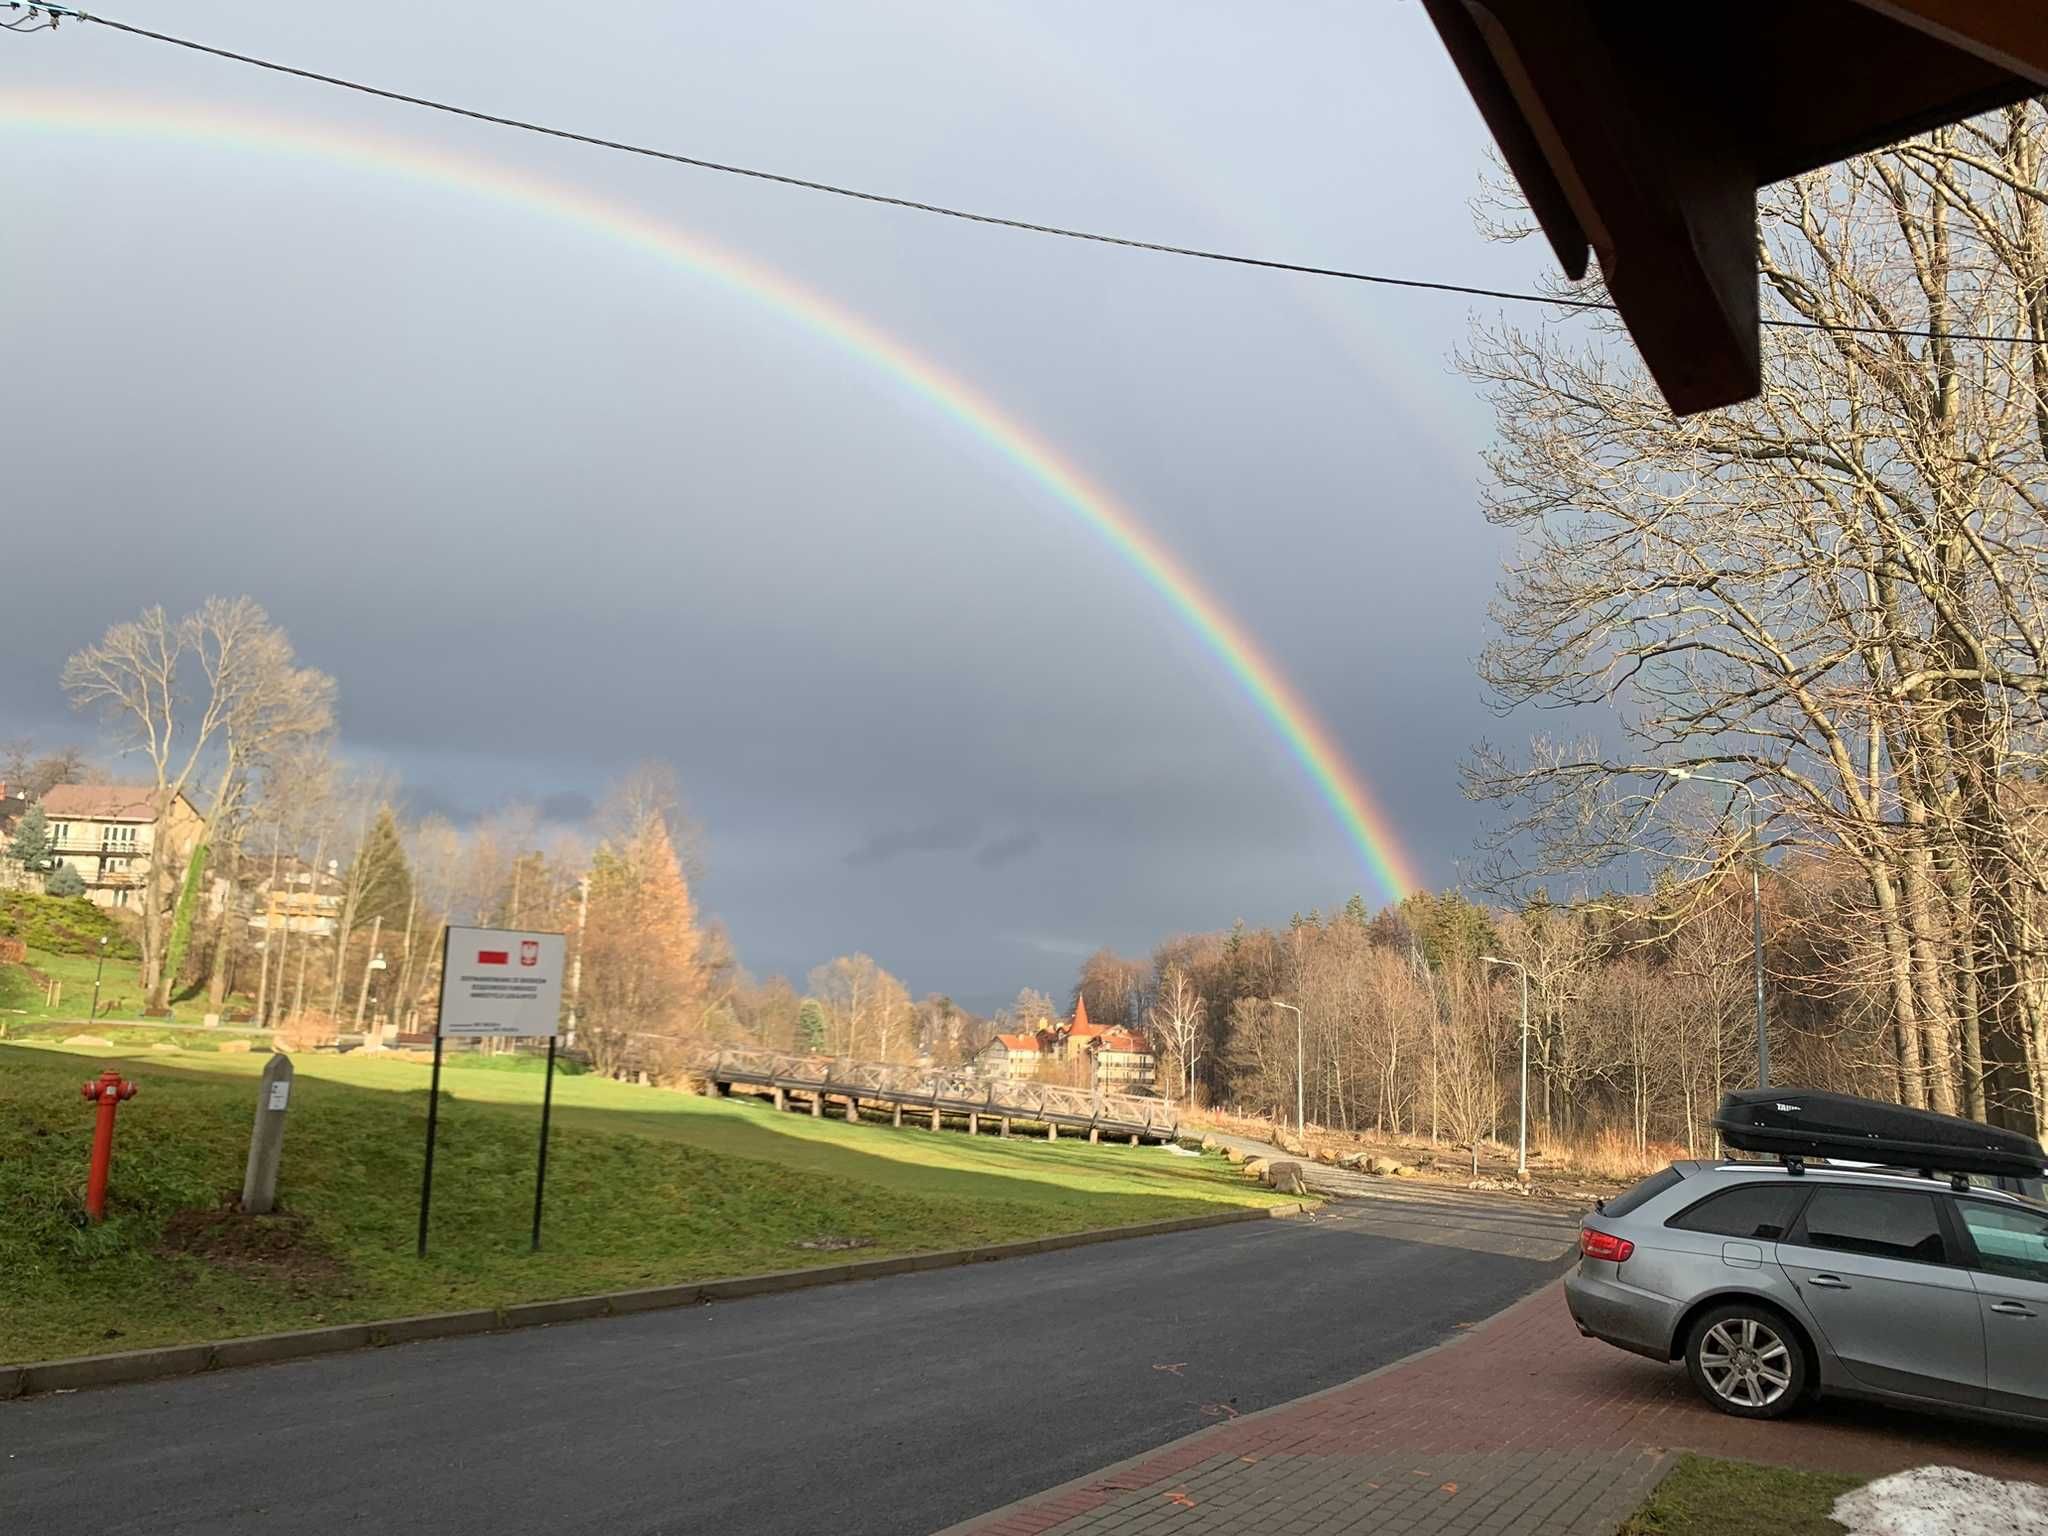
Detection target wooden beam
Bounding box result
[1857,0,2048,86]
[1461,0,1760,412]
[1418,0,1589,278]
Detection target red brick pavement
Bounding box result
[949,1279,2047,1535]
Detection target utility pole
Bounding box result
[91,934,108,1021]
[566,872,589,1046]
[1480,956,1530,1177]
[1271,999,1304,1145]
[351,915,384,1037]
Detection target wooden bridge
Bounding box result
[702,1047,1179,1144]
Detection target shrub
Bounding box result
[0,891,139,957]
[275,1011,339,1051]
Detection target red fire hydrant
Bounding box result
[80,1069,139,1223]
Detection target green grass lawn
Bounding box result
[1621,1456,1860,1536]
[1,1040,1290,1363]
[0,946,154,1027]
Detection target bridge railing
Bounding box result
[702,1047,1177,1138]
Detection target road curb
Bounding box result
[0,1200,1312,1400]
[929,1271,1571,1536]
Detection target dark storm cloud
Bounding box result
[3,0,1557,999]
[973,830,1040,869]
[540,790,595,824]
[843,814,980,867]
[401,784,481,826]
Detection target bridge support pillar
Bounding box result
[844,1096,859,1124]
[1047,1121,1058,1142]
[891,1102,903,1128]
[929,1105,941,1131]
[772,1086,786,1111]
[1000,1117,1011,1138]
[1089,1127,1099,1144]
[810,1092,823,1118]
[967,1113,979,1136]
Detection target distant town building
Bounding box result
[974,997,1157,1092]
[1092,1027,1157,1091]
[977,1032,1044,1079]
[36,784,204,910]
[214,852,347,937]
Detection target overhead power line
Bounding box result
[16,4,2047,350]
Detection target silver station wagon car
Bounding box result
[1565,1159,2048,1423]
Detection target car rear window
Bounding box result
[1796,1188,1950,1264]
[1601,1166,1684,1218]
[1956,1200,2048,1284]
[1666,1183,1806,1240]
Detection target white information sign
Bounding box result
[267,1079,292,1111]
[438,926,566,1039]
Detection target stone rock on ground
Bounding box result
[1199,1134,1220,1153]
[1367,1156,1399,1176]
[63,1035,113,1047]
[219,1040,253,1054]
[1224,1148,1246,1165]
[1243,1157,1270,1180]
[1264,1161,1308,1195]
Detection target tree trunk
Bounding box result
[207,837,240,1010]
[1869,864,1930,1108]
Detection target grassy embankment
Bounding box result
[1620,1455,1861,1536]
[2,1039,1290,1362]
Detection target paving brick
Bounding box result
[946,1278,2045,1536]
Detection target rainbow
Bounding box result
[2,89,1423,903]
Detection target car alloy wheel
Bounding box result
[1693,1313,1796,1414]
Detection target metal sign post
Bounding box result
[417,924,565,1258]
[531,1034,557,1252]
[417,927,450,1259]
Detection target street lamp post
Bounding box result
[1479,956,1530,1178]
[1667,768,1770,1088]
[1271,1000,1304,1145]
[90,935,108,1022]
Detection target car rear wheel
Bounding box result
[1684,1303,1807,1419]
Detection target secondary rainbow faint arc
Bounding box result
[3,89,1424,903]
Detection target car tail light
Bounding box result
[1580,1226,1634,1263]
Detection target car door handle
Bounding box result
[1807,1275,1851,1289]
[1991,1301,2037,1317]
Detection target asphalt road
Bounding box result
[2,1197,1577,1536]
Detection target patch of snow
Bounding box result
[1833,1465,2048,1536]
[1161,1144,1201,1157]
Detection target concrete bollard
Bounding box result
[1089,1127,1100,1144]
[242,1053,294,1216]
[1000,1117,1011,1138]
[967,1113,979,1136]
[773,1086,786,1111]
[892,1102,903,1128]
[844,1095,859,1124]
[1129,1133,1139,1146]
[811,1092,823,1118]
[1047,1121,1058,1142]
[929,1105,941,1131]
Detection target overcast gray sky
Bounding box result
[2,0,1558,1007]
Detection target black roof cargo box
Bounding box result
[1715,1088,2046,1182]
